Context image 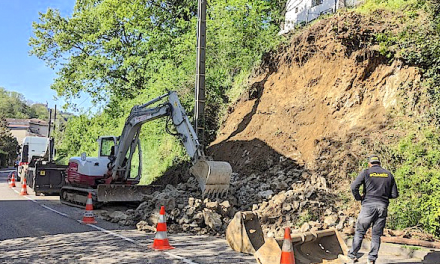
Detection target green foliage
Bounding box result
[32,0,286,183]
[296,210,313,226]
[54,112,115,163]
[0,87,48,119]
[387,127,440,237]
[401,245,421,251]
[357,0,422,13]
[0,118,19,167]
[359,0,440,121]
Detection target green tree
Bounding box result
[0,88,33,119]
[0,118,19,168]
[29,0,284,105]
[0,87,52,120]
[30,104,50,120]
[30,0,199,104]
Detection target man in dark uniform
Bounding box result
[347,155,399,264]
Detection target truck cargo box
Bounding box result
[26,162,68,195]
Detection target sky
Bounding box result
[0,0,92,111]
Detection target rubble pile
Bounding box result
[102,157,356,238]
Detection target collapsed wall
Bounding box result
[102,11,424,239]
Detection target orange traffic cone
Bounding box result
[81,193,97,224]
[280,227,295,264]
[9,172,16,187]
[19,178,28,195]
[149,206,175,250]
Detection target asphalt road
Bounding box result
[1,168,439,264]
[0,168,255,264]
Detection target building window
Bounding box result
[312,0,323,7]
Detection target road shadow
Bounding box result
[0,231,256,263]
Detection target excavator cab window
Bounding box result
[100,138,115,157]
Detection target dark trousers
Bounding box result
[348,203,388,261]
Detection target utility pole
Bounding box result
[54,105,57,131]
[194,0,207,147]
[48,108,52,138]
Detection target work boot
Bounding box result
[367,260,375,264]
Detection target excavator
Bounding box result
[60,91,232,206]
[60,0,231,206]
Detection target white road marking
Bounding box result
[41,204,69,217]
[85,223,137,244]
[164,252,199,264]
[10,186,200,264]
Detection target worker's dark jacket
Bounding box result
[351,165,399,206]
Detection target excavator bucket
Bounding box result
[226,211,266,254]
[226,212,348,264]
[190,160,232,197]
[281,229,348,264]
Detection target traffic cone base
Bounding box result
[81,193,97,224]
[9,174,16,188]
[150,237,175,250]
[20,179,28,195]
[280,227,295,264]
[82,217,97,224]
[150,206,174,251]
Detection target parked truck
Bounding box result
[17,136,50,181]
[26,137,68,195]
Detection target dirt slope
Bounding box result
[209,11,421,188]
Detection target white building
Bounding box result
[280,0,359,34]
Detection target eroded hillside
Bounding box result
[209,11,422,188]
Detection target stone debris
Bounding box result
[103,158,354,237]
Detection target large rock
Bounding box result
[153,193,176,211]
[220,200,233,217]
[323,214,339,228]
[136,220,156,232]
[109,211,128,222]
[258,190,274,199]
[203,209,222,230]
[205,201,219,210]
[272,192,287,205]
